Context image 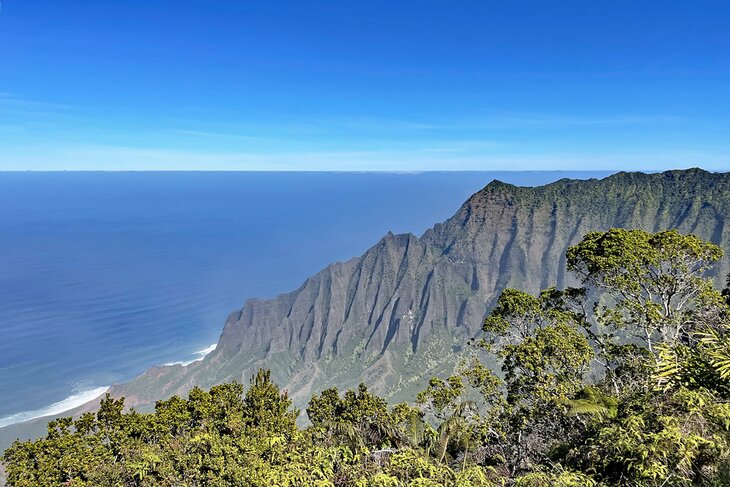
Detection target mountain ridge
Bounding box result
[107,168,730,409]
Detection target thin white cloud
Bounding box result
[293,112,680,132]
[1,143,727,172]
[161,111,678,140]
[481,113,680,128]
[0,92,79,114]
[173,129,279,142]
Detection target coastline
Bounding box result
[0,343,217,430]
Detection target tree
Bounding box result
[243,369,298,437]
[566,228,723,351]
[307,383,401,454]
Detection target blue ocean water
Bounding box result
[0,171,610,424]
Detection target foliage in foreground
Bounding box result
[4,229,730,486]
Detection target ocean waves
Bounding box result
[0,386,110,428]
[163,343,217,367]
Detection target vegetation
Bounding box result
[4,229,730,486]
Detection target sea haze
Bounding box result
[0,171,611,425]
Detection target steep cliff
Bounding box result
[108,169,730,410]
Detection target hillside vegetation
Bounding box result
[4,228,730,486]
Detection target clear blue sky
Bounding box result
[1,1,728,171]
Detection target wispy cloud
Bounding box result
[0,93,87,136]
[415,140,501,153]
[0,92,78,114]
[162,110,675,141]
[172,129,278,142]
[478,112,680,128]
[1,143,727,172]
[0,101,711,172]
[292,112,679,133]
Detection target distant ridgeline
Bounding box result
[106,168,730,411]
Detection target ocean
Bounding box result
[0,171,611,426]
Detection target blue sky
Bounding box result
[1,1,729,171]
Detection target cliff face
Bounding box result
[110,169,730,408]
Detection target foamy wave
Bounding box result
[0,386,110,428]
[163,343,217,367]
[195,344,217,357]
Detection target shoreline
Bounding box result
[0,342,217,429]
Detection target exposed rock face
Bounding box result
[111,169,730,410]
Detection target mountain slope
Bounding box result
[109,168,730,410]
